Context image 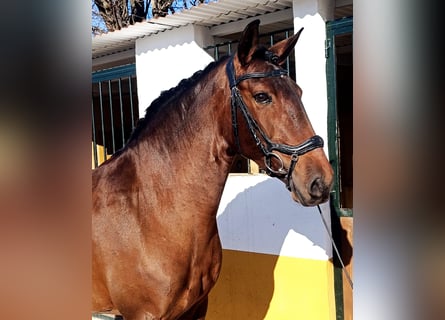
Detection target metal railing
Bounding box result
[92,64,139,168]
[203,28,295,80]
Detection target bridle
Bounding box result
[226,54,324,190]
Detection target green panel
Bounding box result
[326,17,353,218]
[326,17,353,35]
[92,64,136,83]
[325,17,353,320]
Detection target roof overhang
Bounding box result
[92,0,293,60]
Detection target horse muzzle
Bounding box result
[288,167,333,206]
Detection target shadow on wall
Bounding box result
[207,176,331,319]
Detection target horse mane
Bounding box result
[101,56,230,162]
[127,56,229,144]
[128,47,273,145]
[108,48,271,160]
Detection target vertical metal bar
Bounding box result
[269,34,274,46]
[128,77,135,130]
[215,46,219,60]
[98,81,106,157]
[285,30,290,74]
[118,78,125,147]
[108,80,116,153]
[228,42,232,56]
[92,97,98,168]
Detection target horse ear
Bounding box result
[237,19,260,66]
[268,27,304,65]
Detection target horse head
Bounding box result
[227,20,334,206]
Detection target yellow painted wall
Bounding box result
[92,143,111,169]
[207,249,335,319]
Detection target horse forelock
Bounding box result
[251,46,268,60]
[250,46,282,68]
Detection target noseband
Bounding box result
[226,54,324,190]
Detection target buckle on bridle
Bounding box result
[264,152,286,176]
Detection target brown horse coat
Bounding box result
[92,20,333,320]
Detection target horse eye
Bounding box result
[254,92,272,104]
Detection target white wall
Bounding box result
[217,175,332,260]
[135,24,214,115]
[293,0,333,156]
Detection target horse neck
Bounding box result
[133,64,234,213]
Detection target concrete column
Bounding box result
[291,0,335,257]
[292,0,333,155]
[135,24,214,116]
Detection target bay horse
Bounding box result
[93,20,333,320]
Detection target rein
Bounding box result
[226,55,324,190]
[317,205,354,289]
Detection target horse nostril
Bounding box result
[309,177,324,199]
